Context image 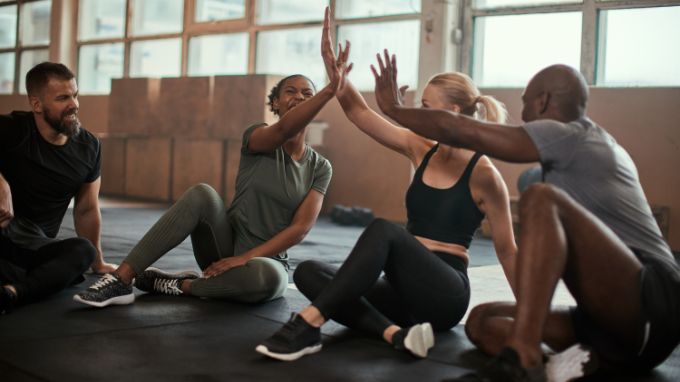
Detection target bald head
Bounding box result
[522,64,589,123]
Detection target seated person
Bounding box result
[257,9,517,361]
[372,55,680,381]
[1,62,115,315]
[74,41,350,307]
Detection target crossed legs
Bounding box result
[466,184,645,369]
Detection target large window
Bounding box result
[467,0,680,87]
[0,0,51,94]
[72,0,422,95]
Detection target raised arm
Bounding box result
[247,83,336,153]
[321,10,425,161]
[203,189,325,277]
[371,50,540,163]
[248,8,351,154]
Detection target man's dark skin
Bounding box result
[370,50,646,370]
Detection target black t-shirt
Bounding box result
[0,111,101,238]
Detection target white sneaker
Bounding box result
[546,343,598,382]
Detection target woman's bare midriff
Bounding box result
[415,235,469,266]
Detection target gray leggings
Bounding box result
[124,183,288,303]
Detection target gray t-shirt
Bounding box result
[523,117,672,260]
[227,123,332,267]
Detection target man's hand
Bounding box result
[321,6,353,94]
[0,180,13,229]
[371,49,406,116]
[203,255,250,278]
[91,260,117,275]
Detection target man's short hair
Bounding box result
[25,62,75,96]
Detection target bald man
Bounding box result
[371,56,680,381]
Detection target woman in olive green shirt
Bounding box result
[75,60,351,307]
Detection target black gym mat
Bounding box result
[0,207,677,381]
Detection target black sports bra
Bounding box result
[405,144,485,248]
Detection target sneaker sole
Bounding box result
[72,293,135,308]
[404,323,435,358]
[255,343,323,361]
[546,344,598,382]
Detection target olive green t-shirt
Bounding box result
[227,123,332,268]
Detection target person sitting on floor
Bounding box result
[371,53,680,381]
[1,62,116,315]
[73,33,351,307]
[256,8,518,362]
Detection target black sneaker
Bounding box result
[545,343,598,382]
[134,267,199,296]
[73,273,134,307]
[392,323,435,358]
[255,313,322,361]
[0,286,17,315]
[446,347,547,382]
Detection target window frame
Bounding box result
[0,0,51,94]
[461,0,680,86]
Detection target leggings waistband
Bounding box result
[432,251,468,274]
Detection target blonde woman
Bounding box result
[256,9,517,361]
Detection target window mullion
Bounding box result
[580,0,597,84]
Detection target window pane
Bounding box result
[188,33,248,76]
[78,43,124,94]
[195,0,245,22]
[337,20,420,91]
[19,49,49,93]
[130,38,181,77]
[597,6,680,87]
[474,0,581,9]
[256,0,327,25]
[0,52,14,94]
[130,0,183,37]
[256,27,324,88]
[335,0,420,19]
[0,5,17,49]
[473,12,581,87]
[78,0,126,40]
[21,0,51,46]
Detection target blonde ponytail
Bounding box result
[427,72,508,123]
[476,94,508,124]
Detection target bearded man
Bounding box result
[0,62,115,315]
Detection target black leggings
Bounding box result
[294,218,470,336]
[0,236,95,303]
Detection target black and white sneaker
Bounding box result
[73,273,134,307]
[134,267,199,296]
[392,323,435,358]
[545,343,598,382]
[255,313,322,361]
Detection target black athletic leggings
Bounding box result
[294,218,470,335]
[0,236,95,303]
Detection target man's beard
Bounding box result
[43,106,81,137]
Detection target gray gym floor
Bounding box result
[0,206,678,381]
